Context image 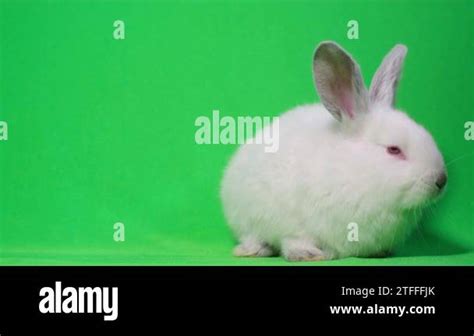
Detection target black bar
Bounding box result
[0,267,473,334]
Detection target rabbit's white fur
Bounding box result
[221,42,446,261]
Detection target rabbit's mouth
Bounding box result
[409,178,446,206]
[420,182,444,199]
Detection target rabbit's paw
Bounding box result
[282,238,327,262]
[233,239,274,257]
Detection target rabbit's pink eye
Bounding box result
[387,146,402,156]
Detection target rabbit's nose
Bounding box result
[435,172,447,190]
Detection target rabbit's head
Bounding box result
[313,42,446,209]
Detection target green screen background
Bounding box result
[0,0,473,265]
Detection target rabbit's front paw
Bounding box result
[233,238,275,257]
[282,238,327,262]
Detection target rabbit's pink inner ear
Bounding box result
[329,80,355,119]
[339,88,354,119]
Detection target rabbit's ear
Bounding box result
[369,44,407,107]
[313,41,368,122]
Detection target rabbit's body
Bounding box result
[221,42,447,261]
[222,103,417,259]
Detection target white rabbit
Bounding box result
[220,41,447,261]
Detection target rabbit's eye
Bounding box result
[387,146,403,157]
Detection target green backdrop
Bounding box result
[0,0,473,265]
